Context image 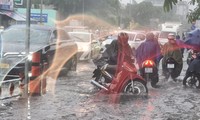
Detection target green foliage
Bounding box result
[163,0,200,23]
[42,0,121,26]
[187,3,200,22]
[163,0,178,12]
[124,1,180,28]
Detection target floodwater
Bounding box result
[0,53,200,120]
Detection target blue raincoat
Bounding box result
[136,39,161,68]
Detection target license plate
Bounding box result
[167,64,174,68]
[145,68,153,73]
[0,63,9,68]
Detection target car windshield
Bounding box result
[159,31,176,39]
[69,33,91,42]
[1,27,51,44]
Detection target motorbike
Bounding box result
[164,57,177,80]
[91,58,148,96]
[183,52,200,88]
[183,71,200,88]
[141,60,158,87]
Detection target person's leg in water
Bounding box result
[171,63,183,81]
[151,67,159,88]
[162,61,169,79]
[104,65,116,83]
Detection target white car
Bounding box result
[100,31,146,51]
[126,31,146,49]
[68,32,101,60]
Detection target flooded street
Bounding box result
[0,53,200,120]
[0,0,198,120]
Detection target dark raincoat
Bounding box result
[101,40,118,65]
[188,58,200,72]
[183,55,200,86]
[99,39,134,75]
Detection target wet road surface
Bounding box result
[0,53,200,120]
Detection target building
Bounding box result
[0,0,37,28]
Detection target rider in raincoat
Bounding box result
[95,32,134,76]
[183,51,200,87]
[136,32,161,68]
[162,33,183,80]
[136,32,162,87]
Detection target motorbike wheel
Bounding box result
[185,75,199,88]
[122,79,148,96]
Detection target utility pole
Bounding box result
[23,0,31,98]
[82,0,84,26]
[40,0,43,24]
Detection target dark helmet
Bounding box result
[176,35,180,39]
[146,32,154,40]
[196,52,200,59]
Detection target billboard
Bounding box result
[0,0,14,11]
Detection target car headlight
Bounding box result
[28,54,32,61]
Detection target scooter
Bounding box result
[165,57,177,80]
[91,59,148,96]
[141,60,158,87]
[183,52,200,88]
[183,71,200,88]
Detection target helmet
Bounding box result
[168,33,175,40]
[176,35,180,39]
[146,32,154,40]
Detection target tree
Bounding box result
[34,0,121,27]
[163,0,200,22]
[124,1,180,29]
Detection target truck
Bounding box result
[158,22,182,45]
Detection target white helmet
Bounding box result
[168,33,175,40]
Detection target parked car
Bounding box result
[100,31,146,50]
[126,31,146,49]
[68,31,101,60]
[0,24,78,81]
